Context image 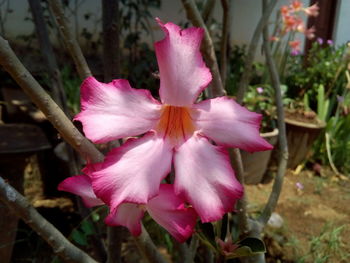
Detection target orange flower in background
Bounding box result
[280,5,289,16]
[279,1,319,40]
[289,39,301,55]
[291,0,303,11]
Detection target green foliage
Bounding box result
[285,41,348,113]
[226,45,247,96]
[316,84,329,122]
[61,66,81,114]
[313,73,350,175]
[297,224,350,263]
[243,85,276,131]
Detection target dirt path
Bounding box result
[246,169,350,262]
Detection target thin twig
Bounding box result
[236,0,278,104]
[181,0,226,98]
[0,35,103,163]
[0,176,98,263]
[258,0,288,225]
[47,0,92,80]
[220,0,231,89]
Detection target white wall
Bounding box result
[0,0,347,49]
[334,0,350,46]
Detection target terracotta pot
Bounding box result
[241,128,279,185]
[284,117,326,169]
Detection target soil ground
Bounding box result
[246,168,350,263]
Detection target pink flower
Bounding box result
[217,237,239,256]
[58,163,104,207]
[256,87,264,94]
[305,26,316,39]
[75,19,272,223]
[304,3,319,17]
[59,170,197,242]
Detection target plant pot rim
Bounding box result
[284,117,326,129]
[260,128,278,138]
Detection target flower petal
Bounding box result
[173,135,243,222]
[75,77,161,143]
[192,97,273,152]
[155,19,212,106]
[81,162,103,177]
[146,184,197,242]
[105,203,145,236]
[92,132,173,211]
[58,175,104,207]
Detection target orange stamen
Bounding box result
[156,105,195,144]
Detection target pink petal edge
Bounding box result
[192,96,273,152]
[75,76,161,143]
[58,175,104,208]
[174,135,243,222]
[105,203,145,236]
[92,132,173,211]
[146,184,197,242]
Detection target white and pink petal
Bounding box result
[146,184,197,242]
[75,77,161,143]
[92,132,173,211]
[58,175,104,208]
[173,135,243,223]
[105,203,145,236]
[155,19,212,106]
[192,97,273,152]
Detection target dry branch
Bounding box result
[47,0,92,80]
[259,0,288,226]
[0,176,98,263]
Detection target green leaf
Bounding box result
[226,237,266,259]
[197,222,217,248]
[81,221,94,236]
[71,229,88,246]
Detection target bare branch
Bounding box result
[0,176,98,263]
[258,0,288,225]
[236,0,278,104]
[0,36,103,163]
[47,0,92,80]
[181,0,226,98]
